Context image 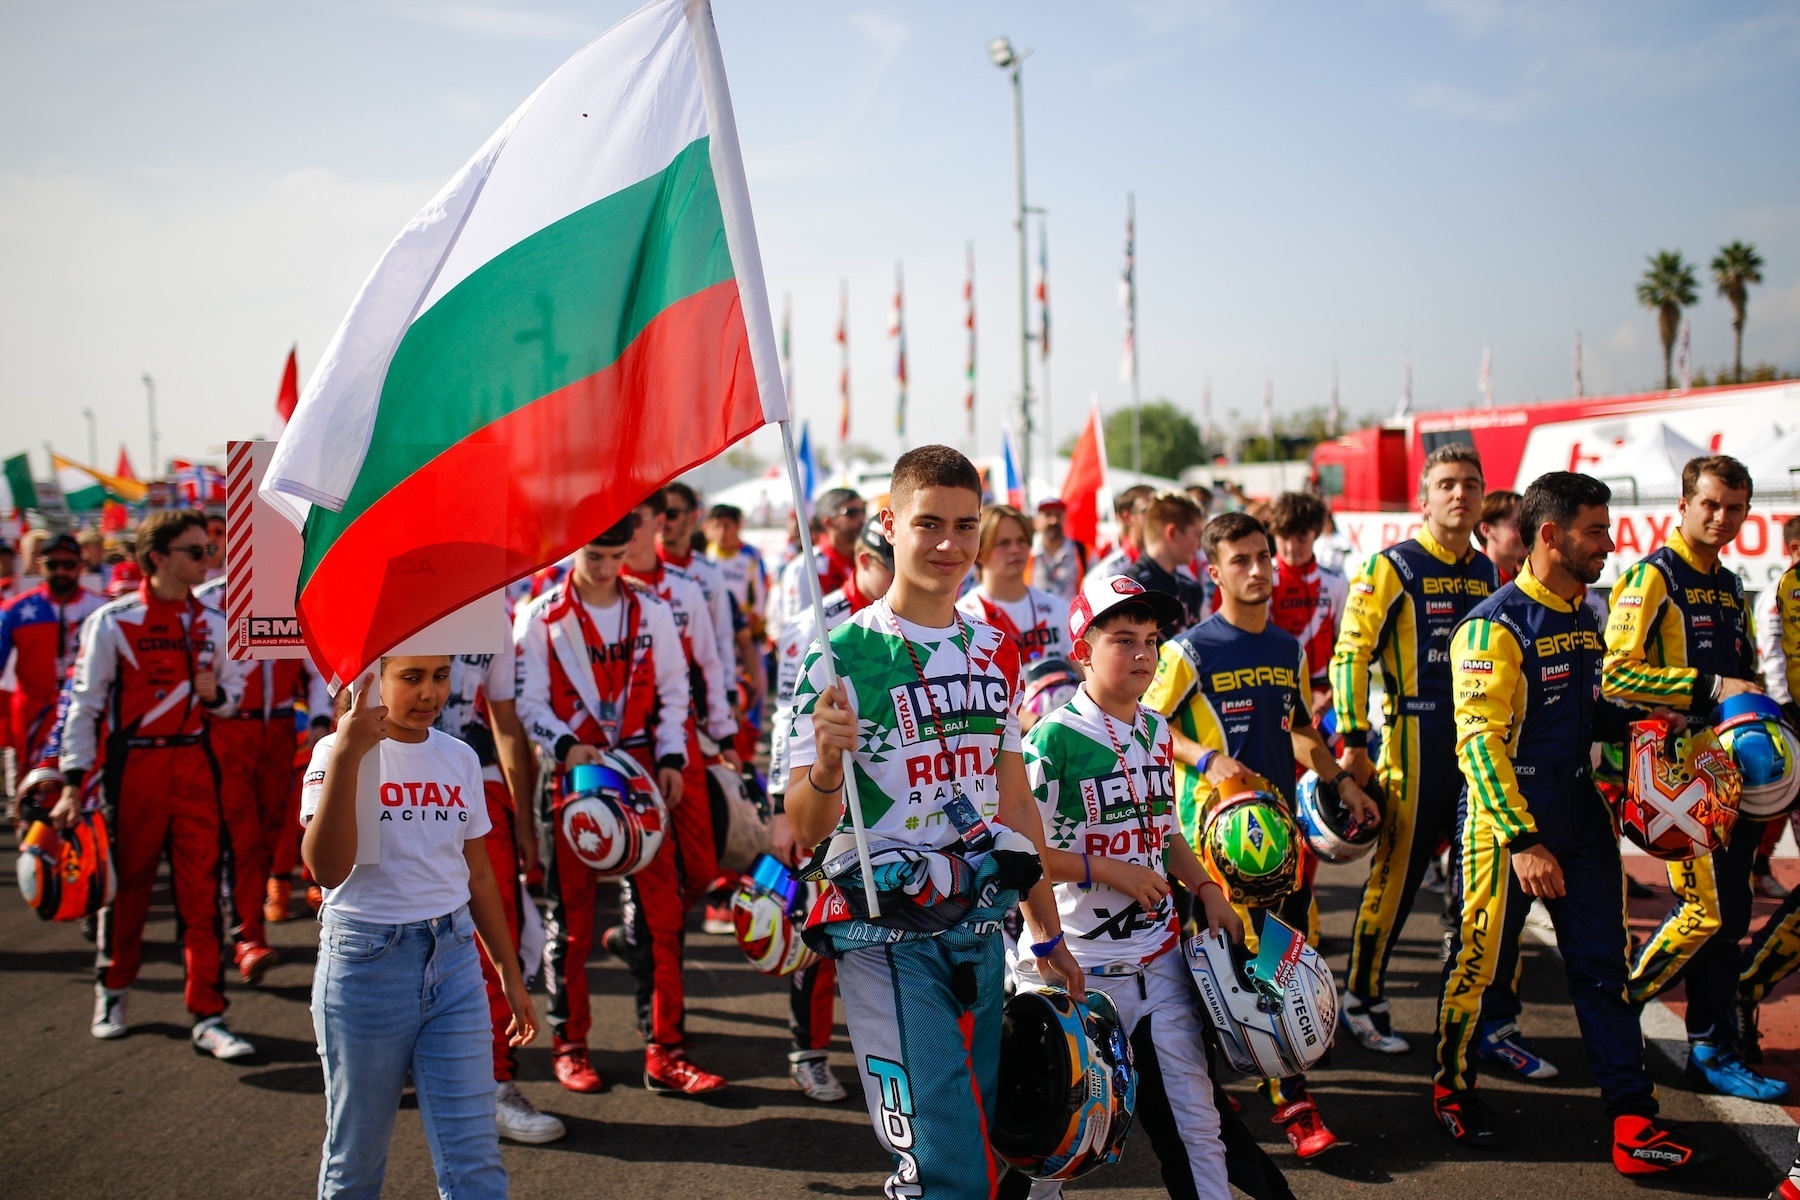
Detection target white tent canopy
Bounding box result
[1587,423,1708,503]
[1740,426,1800,496]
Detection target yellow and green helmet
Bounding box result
[1201,775,1299,907]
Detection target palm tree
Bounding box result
[1636,250,1698,390]
[1710,240,1764,383]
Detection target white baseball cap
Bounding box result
[1068,573,1183,642]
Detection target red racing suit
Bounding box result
[515,578,690,1048]
[61,584,247,1017]
[1268,557,1348,697]
[0,583,107,763]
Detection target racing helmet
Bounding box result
[1020,657,1082,722]
[558,753,668,880]
[1294,770,1382,864]
[991,986,1136,1180]
[707,763,772,875]
[730,853,819,976]
[17,809,116,923]
[1186,912,1336,1078]
[1200,775,1299,907]
[1613,718,1740,861]
[1715,694,1800,818]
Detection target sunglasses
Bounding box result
[44,558,82,571]
[167,543,218,562]
[837,507,867,521]
[664,506,691,519]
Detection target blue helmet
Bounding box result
[991,987,1137,1180]
[1715,694,1799,818]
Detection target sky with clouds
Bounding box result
[3,0,1797,478]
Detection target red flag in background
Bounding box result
[114,445,138,482]
[269,346,299,439]
[1060,400,1109,549]
[100,499,130,533]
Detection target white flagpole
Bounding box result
[777,417,880,917]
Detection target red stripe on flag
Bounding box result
[297,279,763,684]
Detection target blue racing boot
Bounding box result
[1685,1040,1789,1102]
[1476,1019,1560,1081]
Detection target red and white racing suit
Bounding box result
[435,616,531,1083]
[1268,557,1348,697]
[61,584,247,1017]
[0,583,107,764]
[514,579,690,1048]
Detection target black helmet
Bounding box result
[991,987,1137,1180]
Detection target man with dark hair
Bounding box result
[0,532,107,769]
[1608,454,1783,1101]
[1265,492,1346,717]
[54,510,254,1059]
[1085,483,1157,584]
[1331,445,1514,1065]
[1123,491,1207,637]
[514,514,702,1093]
[784,443,1080,1198]
[769,487,865,646]
[660,483,740,700]
[1434,472,1709,1178]
[1025,497,1089,601]
[1474,491,1525,583]
[1145,511,1378,1159]
[704,502,769,650]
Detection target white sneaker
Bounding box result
[191,1016,256,1061]
[91,985,128,1039]
[789,1053,847,1102]
[1339,992,1411,1054]
[495,1081,567,1144]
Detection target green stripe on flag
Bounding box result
[301,136,733,587]
[3,454,36,510]
[63,483,106,512]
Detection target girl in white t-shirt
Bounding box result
[960,504,1073,670]
[302,656,537,1200]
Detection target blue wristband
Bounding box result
[1030,931,1065,958]
[1198,748,1218,773]
[1078,854,1092,892]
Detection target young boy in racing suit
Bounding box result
[785,446,1084,1200]
[1433,471,1709,1177]
[513,517,711,1094]
[54,510,256,1060]
[767,518,894,1103]
[1605,455,1783,1102]
[1143,512,1378,1159]
[1025,575,1284,1200]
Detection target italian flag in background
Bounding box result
[263,0,786,686]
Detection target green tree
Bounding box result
[1060,399,1204,479]
[1636,250,1698,390]
[1710,240,1765,384]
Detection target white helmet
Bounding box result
[708,763,772,876]
[1294,771,1382,863]
[558,753,668,879]
[1185,914,1336,1079]
[731,853,819,976]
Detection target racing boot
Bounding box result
[91,985,129,1040]
[191,1016,256,1061]
[1433,1085,1508,1150]
[1339,990,1409,1054]
[1611,1114,1712,1177]
[1271,1095,1338,1159]
[264,877,292,925]
[788,1051,847,1102]
[235,940,280,985]
[551,1041,604,1093]
[1476,1019,1560,1081]
[645,1044,726,1095]
[1686,1040,1789,1102]
[1735,994,1765,1065]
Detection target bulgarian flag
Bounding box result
[52,452,148,511]
[262,0,785,686]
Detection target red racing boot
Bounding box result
[552,1042,604,1093]
[1612,1114,1710,1177]
[1272,1096,1338,1159]
[263,878,292,925]
[234,941,280,985]
[645,1044,726,1095]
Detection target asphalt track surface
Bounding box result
[0,836,1785,1199]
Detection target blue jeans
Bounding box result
[312,905,506,1200]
